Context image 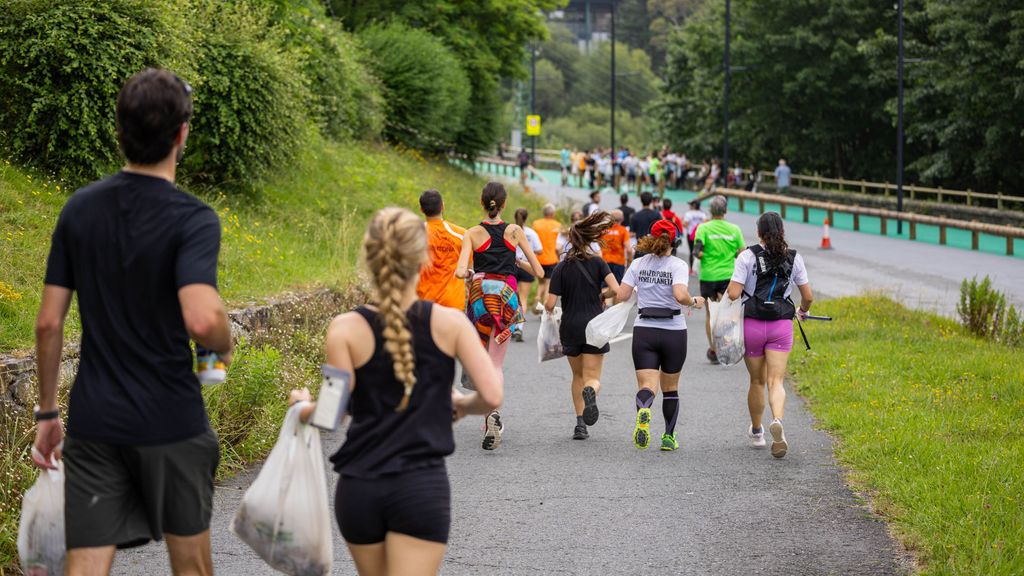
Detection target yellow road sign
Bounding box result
[526,115,541,136]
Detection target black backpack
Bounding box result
[743,245,797,321]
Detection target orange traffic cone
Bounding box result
[819,218,834,250]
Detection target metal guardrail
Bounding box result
[760,171,1023,210]
[709,187,1023,256]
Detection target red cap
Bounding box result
[651,219,677,243]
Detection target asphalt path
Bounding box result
[112,176,916,575]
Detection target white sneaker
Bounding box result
[769,419,788,459]
[482,410,503,451]
[748,425,766,448]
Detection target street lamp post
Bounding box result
[531,43,537,165]
[896,0,905,234]
[723,0,731,180]
[610,0,616,158]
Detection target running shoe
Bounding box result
[533,302,544,316]
[581,386,599,426]
[573,424,589,440]
[660,433,679,451]
[748,425,766,448]
[769,418,788,458]
[483,410,503,450]
[706,348,719,365]
[633,408,651,450]
[512,330,524,343]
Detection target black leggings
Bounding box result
[632,327,688,373]
[336,465,451,545]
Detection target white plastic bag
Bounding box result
[232,403,332,576]
[537,307,564,362]
[585,291,637,347]
[18,459,65,576]
[710,297,745,366]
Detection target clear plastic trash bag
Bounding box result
[711,296,745,366]
[537,307,564,362]
[18,456,65,576]
[585,291,637,348]
[232,402,332,576]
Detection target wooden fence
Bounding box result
[710,188,1023,256]
[760,171,1023,210]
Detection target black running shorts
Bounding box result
[562,342,610,357]
[632,327,688,373]
[541,264,557,278]
[336,465,451,545]
[700,279,731,299]
[64,429,219,549]
[514,268,536,284]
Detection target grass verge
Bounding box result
[0,139,544,352]
[0,139,542,572]
[789,296,1024,575]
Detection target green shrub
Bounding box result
[258,0,383,141]
[957,275,1022,346]
[360,22,471,153]
[181,0,311,189]
[0,0,189,183]
[958,276,1005,338]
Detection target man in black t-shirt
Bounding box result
[33,69,231,575]
[630,191,662,240]
[618,193,636,230]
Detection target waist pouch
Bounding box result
[638,307,682,320]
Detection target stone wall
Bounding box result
[0,287,356,413]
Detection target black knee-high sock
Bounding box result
[635,388,655,410]
[663,391,679,434]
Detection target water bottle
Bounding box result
[196,346,226,385]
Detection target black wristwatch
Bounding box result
[33,407,59,422]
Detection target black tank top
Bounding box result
[330,301,456,478]
[473,222,517,276]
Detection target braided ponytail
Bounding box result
[363,207,427,411]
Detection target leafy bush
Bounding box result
[957,276,1022,346]
[360,22,471,153]
[182,0,311,188]
[0,0,189,182]
[261,1,383,141]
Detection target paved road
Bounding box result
[113,176,915,575]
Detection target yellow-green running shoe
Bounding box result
[660,433,679,451]
[633,408,651,450]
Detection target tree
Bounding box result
[329,0,565,154]
[533,59,566,118]
[571,41,660,117]
[658,0,892,177]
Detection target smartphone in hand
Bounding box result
[311,364,352,431]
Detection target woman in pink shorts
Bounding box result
[726,212,813,458]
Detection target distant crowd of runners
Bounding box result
[30,69,814,576]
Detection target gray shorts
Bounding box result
[63,429,219,549]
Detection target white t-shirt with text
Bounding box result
[623,255,690,331]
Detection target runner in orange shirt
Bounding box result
[417,189,467,310]
[532,203,562,314]
[602,209,633,305]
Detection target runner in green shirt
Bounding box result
[693,195,745,364]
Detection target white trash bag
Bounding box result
[232,402,332,576]
[585,291,637,348]
[710,297,745,366]
[18,457,64,576]
[537,306,564,362]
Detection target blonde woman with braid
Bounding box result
[456,182,545,450]
[289,207,503,576]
